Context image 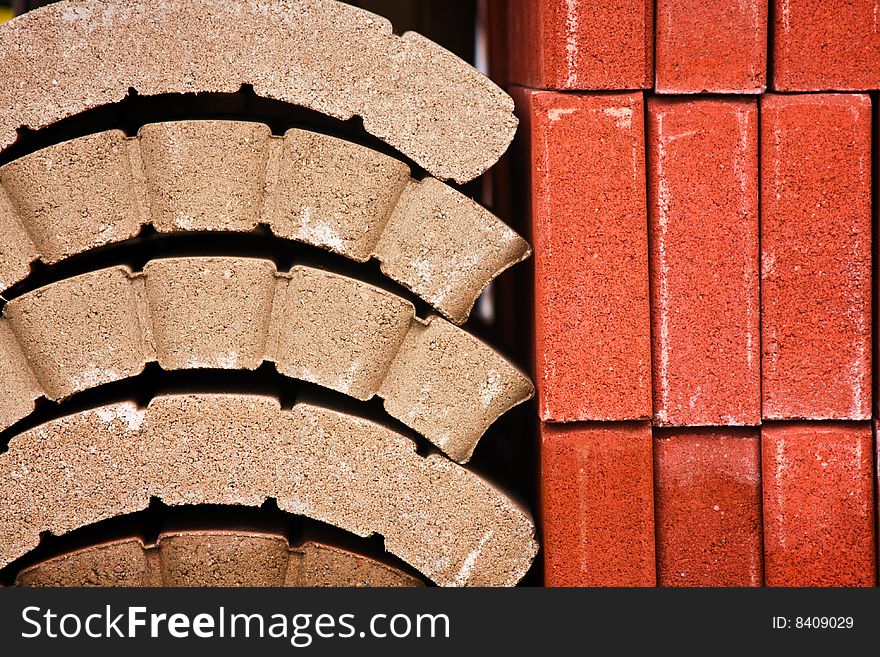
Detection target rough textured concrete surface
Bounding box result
[762,422,876,586]
[541,421,656,586]
[513,88,651,422]
[15,533,423,587]
[0,0,517,183]
[0,258,534,463]
[0,394,539,586]
[773,0,880,91]
[760,94,872,420]
[0,122,530,324]
[654,430,763,587]
[505,0,653,90]
[647,98,760,426]
[655,0,767,93]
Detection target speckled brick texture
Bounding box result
[0,121,531,325]
[654,429,762,587]
[761,423,876,587]
[0,394,539,586]
[0,0,517,183]
[760,94,872,421]
[773,0,880,91]
[505,0,653,90]
[541,422,655,586]
[513,88,651,422]
[655,0,767,93]
[15,534,424,587]
[647,98,760,426]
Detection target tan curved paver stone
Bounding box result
[1,394,538,586]
[0,122,529,323]
[0,0,517,183]
[0,257,534,462]
[15,532,423,587]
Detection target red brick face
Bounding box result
[760,94,872,421]
[647,98,760,426]
[512,88,652,422]
[773,0,880,91]
[655,0,767,93]
[541,421,656,586]
[654,429,763,587]
[505,0,653,90]
[761,422,876,586]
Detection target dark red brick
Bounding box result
[541,421,655,586]
[512,89,651,422]
[760,94,872,420]
[762,422,876,586]
[647,98,760,426]
[656,0,767,93]
[773,0,880,91]
[505,0,653,90]
[655,429,762,587]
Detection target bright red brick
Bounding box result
[541,422,655,586]
[655,0,767,93]
[760,94,872,420]
[654,429,762,587]
[505,0,653,90]
[762,422,876,586]
[773,0,880,91]
[512,89,651,422]
[647,98,760,426]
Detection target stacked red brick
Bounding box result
[494,0,878,586]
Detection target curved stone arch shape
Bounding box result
[0,257,534,462]
[0,121,530,324]
[14,532,424,587]
[0,0,516,184]
[0,394,539,586]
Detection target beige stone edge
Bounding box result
[0,257,535,463]
[0,121,530,324]
[15,532,424,587]
[1,394,539,586]
[0,0,517,183]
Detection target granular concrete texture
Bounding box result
[15,533,423,587]
[0,257,534,463]
[773,0,880,91]
[654,429,763,587]
[760,94,872,420]
[647,98,760,426]
[655,0,767,93]
[761,422,876,586]
[0,0,517,184]
[0,394,539,586]
[0,122,530,324]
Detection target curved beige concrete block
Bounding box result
[0,394,538,586]
[15,533,422,587]
[0,122,529,323]
[0,0,516,183]
[0,257,533,462]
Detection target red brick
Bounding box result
[762,422,876,586]
[512,89,651,422]
[654,429,762,587]
[760,94,872,420]
[773,0,880,91]
[505,0,653,90]
[541,422,655,586]
[655,0,767,93]
[647,98,760,426]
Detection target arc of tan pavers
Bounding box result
[14,532,424,587]
[0,121,530,324]
[0,394,539,587]
[0,257,534,463]
[0,0,516,184]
